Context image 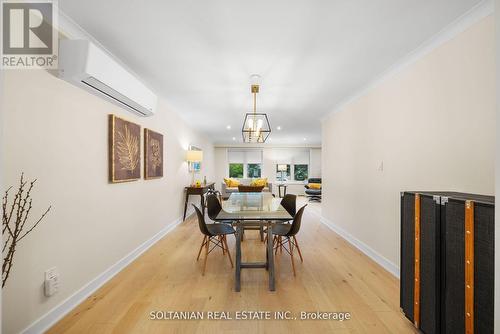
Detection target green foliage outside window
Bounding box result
[294,164,309,181]
[229,163,244,178]
[247,164,261,178]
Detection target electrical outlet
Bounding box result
[44,267,59,297]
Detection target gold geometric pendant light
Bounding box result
[241,76,271,143]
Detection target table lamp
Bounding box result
[186,149,203,185]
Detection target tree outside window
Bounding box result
[294,164,309,181]
[247,164,261,178]
[229,163,244,178]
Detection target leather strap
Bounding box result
[465,200,474,334]
[414,194,421,328]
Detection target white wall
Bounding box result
[1,69,214,333]
[214,147,228,190]
[321,15,495,271]
[310,148,322,178]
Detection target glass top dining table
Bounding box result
[217,192,293,221]
[216,192,293,292]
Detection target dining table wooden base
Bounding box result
[234,221,275,292]
[216,192,293,292]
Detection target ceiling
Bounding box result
[59,0,482,145]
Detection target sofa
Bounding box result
[221,178,273,198]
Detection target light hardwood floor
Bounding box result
[48,199,417,334]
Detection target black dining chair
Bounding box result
[206,193,232,224]
[273,205,307,276]
[193,204,235,275]
[263,194,296,244]
[206,194,233,257]
[281,194,297,217]
[206,188,223,204]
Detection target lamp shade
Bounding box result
[186,150,203,162]
[277,164,288,172]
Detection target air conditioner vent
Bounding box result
[81,77,150,116]
[59,40,157,117]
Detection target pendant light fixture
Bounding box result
[241,75,271,143]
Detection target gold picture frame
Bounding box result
[109,114,141,183]
[144,128,164,179]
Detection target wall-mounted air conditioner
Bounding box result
[58,39,157,117]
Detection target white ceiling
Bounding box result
[59,0,482,145]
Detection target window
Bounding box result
[229,163,244,178]
[228,149,262,179]
[276,164,290,181]
[247,164,261,178]
[294,164,309,181]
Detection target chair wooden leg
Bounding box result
[289,237,296,276]
[223,235,233,268]
[202,237,209,276]
[259,225,264,242]
[197,236,207,261]
[280,236,283,254]
[219,235,225,254]
[222,235,226,255]
[275,236,280,255]
[293,236,303,262]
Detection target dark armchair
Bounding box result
[304,178,322,202]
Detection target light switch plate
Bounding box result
[378,161,384,172]
[45,267,57,280]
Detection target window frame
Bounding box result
[227,149,263,179]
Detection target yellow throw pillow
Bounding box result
[224,178,240,187]
[309,183,321,189]
[251,178,267,187]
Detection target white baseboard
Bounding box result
[21,211,191,334]
[320,216,400,278]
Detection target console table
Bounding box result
[183,182,215,221]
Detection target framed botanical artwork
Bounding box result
[109,114,141,183]
[144,128,163,179]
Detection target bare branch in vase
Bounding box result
[2,173,51,288]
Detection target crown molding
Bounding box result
[322,0,494,122]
